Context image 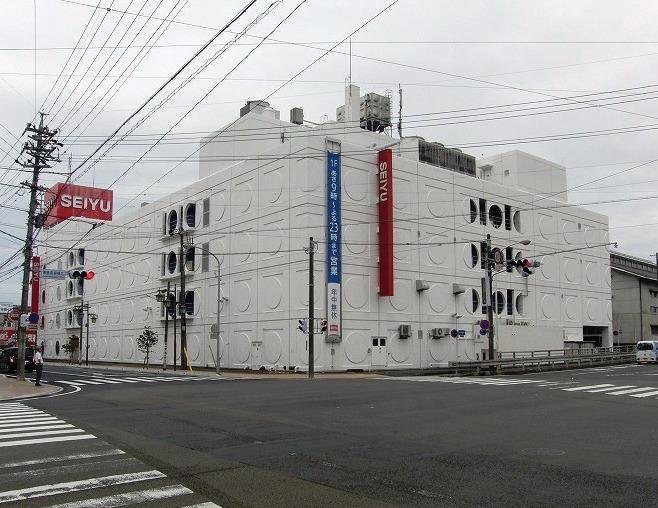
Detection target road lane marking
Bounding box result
[585,385,636,393]
[182,502,223,508]
[0,417,61,426]
[44,484,194,508]
[562,384,615,391]
[72,379,106,385]
[0,449,125,468]
[629,390,658,398]
[88,378,124,384]
[606,387,658,396]
[120,377,159,383]
[0,424,74,434]
[0,428,85,440]
[0,470,166,503]
[0,434,96,448]
[56,381,88,387]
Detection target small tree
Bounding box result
[62,335,79,364]
[137,326,159,369]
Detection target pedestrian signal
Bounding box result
[320,319,327,333]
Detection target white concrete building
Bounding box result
[37,86,612,370]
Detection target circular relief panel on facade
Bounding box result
[262,170,283,204]
[540,294,557,320]
[389,280,410,311]
[234,332,251,363]
[427,236,449,266]
[393,228,410,261]
[344,275,368,310]
[235,233,252,263]
[234,280,251,313]
[344,332,368,364]
[299,158,322,192]
[513,210,522,233]
[97,337,108,358]
[263,330,282,364]
[564,296,579,321]
[429,337,450,362]
[188,335,201,362]
[344,169,367,202]
[464,243,479,269]
[262,225,283,256]
[88,338,97,358]
[540,259,554,280]
[111,302,121,324]
[214,190,227,222]
[99,303,109,324]
[344,223,369,255]
[126,264,136,286]
[110,337,121,359]
[563,258,579,283]
[393,180,410,210]
[123,299,135,323]
[123,235,136,251]
[538,215,554,240]
[489,204,503,228]
[111,269,121,290]
[262,276,283,310]
[606,301,612,321]
[467,288,480,314]
[234,183,253,213]
[427,188,448,218]
[587,300,601,322]
[603,266,611,287]
[585,262,600,285]
[584,226,600,247]
[390,337,410,363]
[563,221,580,245]
[428,283,448,313]
[124,338,134,360]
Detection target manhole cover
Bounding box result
[520,448,565,457]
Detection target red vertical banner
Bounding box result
[31,256,41,314]
[378,149,394,296]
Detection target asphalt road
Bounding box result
[2,363,657,507]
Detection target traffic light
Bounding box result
[298,319,307,333]
[320,319,327,333]
[71,270,95,280]
[519,259,541,277]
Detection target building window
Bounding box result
[68,251,75,267]
[504,205,511,231]
[202,198,210,227]
[56,286,62,301]
[185,247,195,271]
[66,310,73,326]
[162,213,167,235]
[480,241,487,269]
[651,306,658,313]
[167,251,177,274]
[471,289,480,314]
[185,290,195,315]
[493,291,505,315]
[506,247,513,272]
[481,278,487,315]
[67,280,74,297]
[185,203,196,228]
[55,313,61,329]
[650,289,658,298]
[76,278,84,296]
[470,243,479,268]
[515,294,525,316]
[55,340,60,355]
[479,198,487,225]
[78,248,85,266]
[513,211,521,233]
[41,290,46,304]
[506,289,514,316]
[40,316,44,329]
[168,210,178,235]
[489,205,503,229]
[468,199,477,223]
[202,242,210,272]
[651,325,658,335]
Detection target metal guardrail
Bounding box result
[499,345,635,360]
[450,348,635,374]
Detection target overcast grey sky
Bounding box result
[1,0,658,302]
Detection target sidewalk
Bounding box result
[0,375,61,401]
[46,360,377,379]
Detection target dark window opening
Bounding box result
[469,199,477,223]
[506,289,514,316]
[78,248,85,266]
[185,290,195,315]
[55,341,60,355]
[76,278,84,295]
[504,205,511,230]
[471,244,479,268]
[494,291,505,315]
[185,247,195,271]
[41,290,46,304]
[650,325,658,335]
[471,289,480,314]
[202,198,210,227]
[202,242,210,272]
[489,205,503,228]
[506,247,513,272]
[481,278,487,314]
[168,210,178,234]
[650,289,658,298]
[479,198,487,225]
[185,203,196,228]
[480,241,487,269]
[162,213,167,235]
[167,251,177,274]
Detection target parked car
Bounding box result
[636,341,658,364]
[0,347,35,373]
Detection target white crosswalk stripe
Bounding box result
[49,374,231,391]
[0,402,222,507]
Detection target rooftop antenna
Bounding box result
[349,37,352,86]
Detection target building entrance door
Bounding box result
[251,340,262,369]
[371,336,387,367]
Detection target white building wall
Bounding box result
[37,107,611,370]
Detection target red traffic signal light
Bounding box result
[71,270,95,280]
[320,319,328,333]
[84,271,95,280]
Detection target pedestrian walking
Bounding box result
[34,347,43,386]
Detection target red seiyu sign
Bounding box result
[44,183,113,228]
[31,256,40,315]
[378,149,394,296]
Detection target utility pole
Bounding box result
[15,113,61,381]
[307,236,315,379]
[485,234,495,361]
[179,230,187,370]
[78,297,84,366]
[163,280,170,370]
[173,283,177,372]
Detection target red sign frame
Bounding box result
[378,149,394,296]
[31,256,40,315]
[44,183,113,228]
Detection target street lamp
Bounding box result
[484,236,531,361]
[184,242,222,375]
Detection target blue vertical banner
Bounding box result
[326,151,341,341]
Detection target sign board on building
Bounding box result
[9,309,20,321]
[377,149,394,296]
[326,150,342,342]
[43,183,113,228]
[31,256,40,314]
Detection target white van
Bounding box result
[636,341,658,364]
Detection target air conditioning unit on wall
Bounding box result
[399,324,411,339]
[430,328,444,339]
